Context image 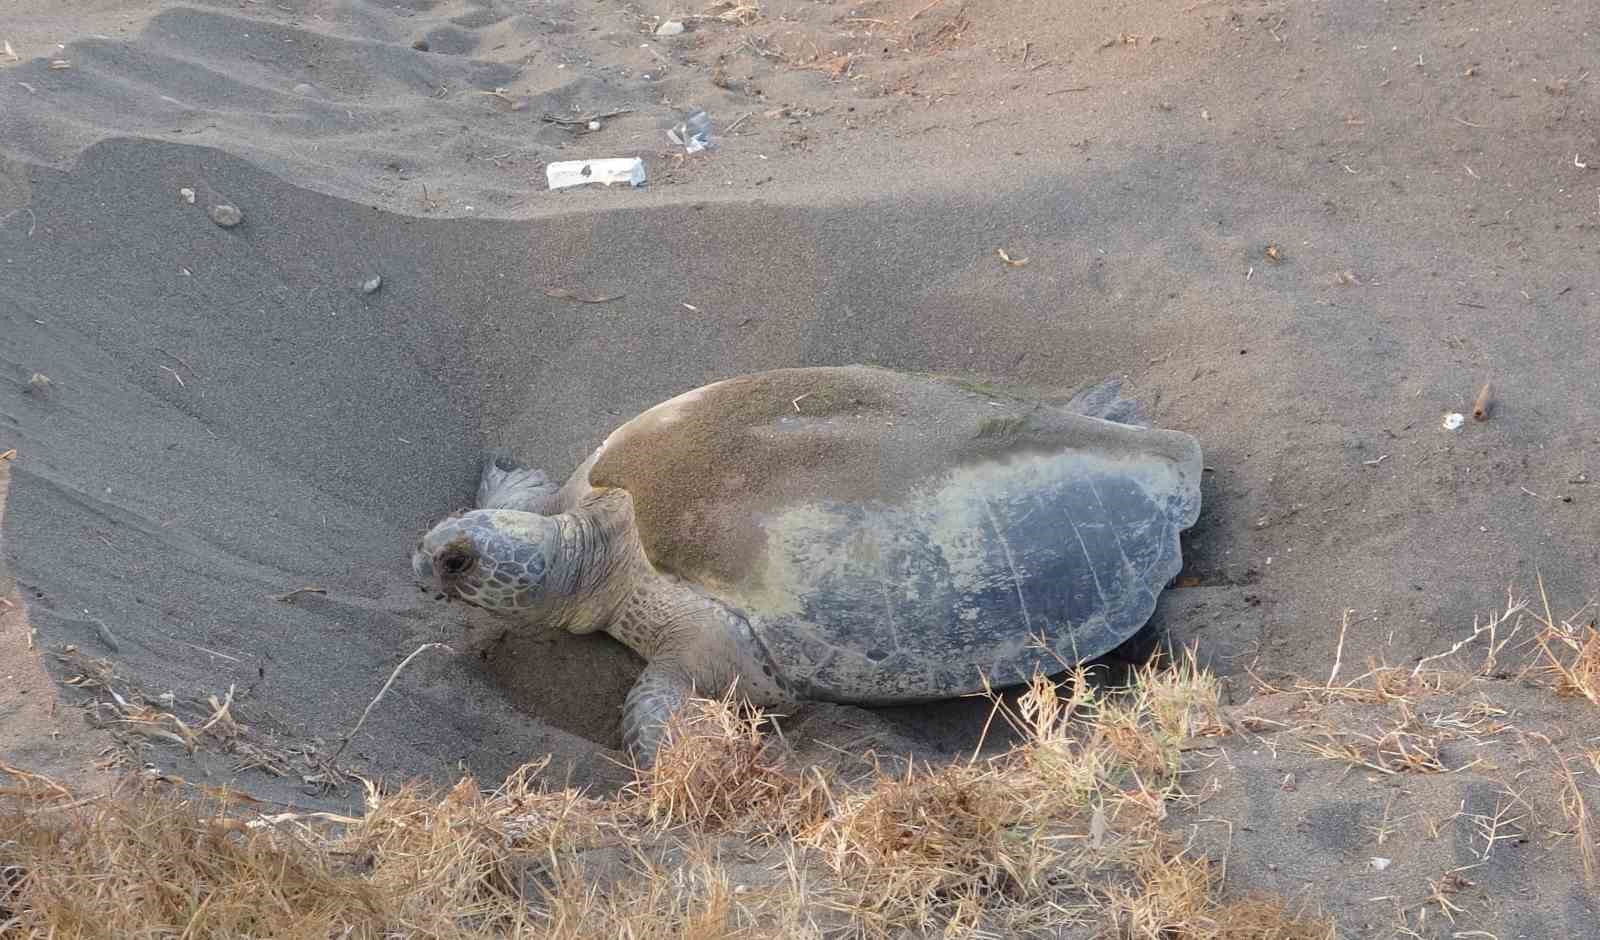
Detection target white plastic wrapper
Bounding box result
[546,158,646,190]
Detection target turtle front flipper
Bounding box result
[477,449,560,514]
[621,660,694,769]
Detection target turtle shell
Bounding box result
[585,365,1202,704]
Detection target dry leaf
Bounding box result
[996,248,1030,267]
[2,41,18,62]
[0,448,16,461]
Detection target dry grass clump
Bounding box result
[1210,895,1340,940]
[0,757,617,938]
[1,651,1341,939]
[1529,617,1600,704]
[2,781,386,937]
[794,654,1242,936]
[623,686,811,833]
[340,762,613,931]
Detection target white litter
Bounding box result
[655,20,685,36]
[546,158,646,191]
[1370,857,1392,871]
[669,109,713,153]
[1442,412,1465,431]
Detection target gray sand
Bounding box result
[3,0,1600,930]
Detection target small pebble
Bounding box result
[363,275,382,294]
[587,120,601,130]
[412,38,430,51]
[179,187,196,204]
[28,373,52,399]
[655,20,685,36]
[209,204,242,228]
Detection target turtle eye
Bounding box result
[440,549,473,576]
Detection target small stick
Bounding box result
[271,586,327,602]
[330,643,452,765]
[1472,382,1492,421]
[1328,608,1353,688]
[910,0,946,20]
[725,111,754,134]
[0,448,15,461]
[540,108,634,127]
[1047,85,1091,95]
[0,762,75,799]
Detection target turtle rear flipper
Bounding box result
[1064,376,1147,428]
[477,449,560,514]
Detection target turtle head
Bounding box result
[412,510,555,613]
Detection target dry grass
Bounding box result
[0,652,1340,939]
[622,686,811,833]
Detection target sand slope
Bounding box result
[2,0,1600,926]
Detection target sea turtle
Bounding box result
[412,366,1203,767]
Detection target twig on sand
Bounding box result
[1328,608,1354,687]
[271,586,327,602]
[1047,85,1091,95]
[330,643,452,765]
[0,448,15,461]
[909,0,947,20]
[725,111,754,134]
[545,287,625,304]
[1,762,76,800]
[541,108,635,127]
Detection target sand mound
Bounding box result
[4,0,1600,929]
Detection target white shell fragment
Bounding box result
[546,158,646,190]
[179,187,196,204]
[655,20,685,36]
[362,276,382,294]
[1442,412,1465,431]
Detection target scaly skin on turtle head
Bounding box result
[412,509,556,613]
